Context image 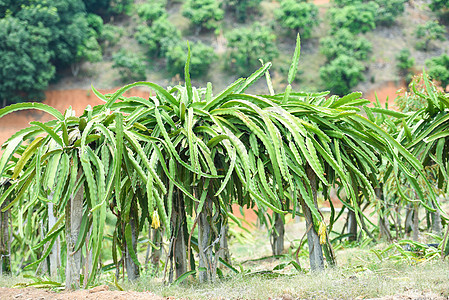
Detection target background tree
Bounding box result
[136,0,167,25]
[320,28,372,61]
[135,17,181,58]
[415,21,447,51]
[332,0,406,25]
[329,2,378,34]
[275,0,319,39]
[396,48,415,84]
[373,0,406,26]
[165,42,216,78]
[72,14,103,76]
[82,0,133,16]
[12,0,91,68]
[182,0,224,33]
[100,24,124,49]
[226,23,278,75]
[0,16,55,107]
[320,54,365,95]
[0,0,103,104]
[396,49,415,72]
[112,50,146,82]
[224,0,262,22]
[430,0,449,12]
[426,53,449,91]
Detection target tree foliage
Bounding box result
[332,0,406,25]
[100,24,124,48]
[373,0,406,25]
[226,23,278,75]
[415,21,447,51]
[430,0,449,12]
[12,0,91,68]
[426,53,449,91]
[112,50,146,82]
[396,49,415,72]
[82,0,133,16]
[165,42,216,78]
[275,0,319,38]
[320,29,372,61]
[136,0,167,25]
[0,16,55,106]
[320,54,365,95]
[329,2,377,34]
[224,0,262,22]
[73,14,103,75]
[135,17,181,58]
[0,0,104,104]
[182,0,224,31]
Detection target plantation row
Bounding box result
[1,0,449,107]
[0,39,448,289]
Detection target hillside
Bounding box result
[50,0,449,98]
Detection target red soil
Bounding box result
[0,88,152,146]
[0,285,163,300]
[313,0,330,4]
[365,81,406,108]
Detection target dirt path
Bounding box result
[0,285,163,300]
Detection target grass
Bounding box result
[122,257,449,299]
[1,215,449,299]
[2,251,449,299]
[121,215,449,299]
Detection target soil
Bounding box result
[0,79,405,147]
[0,285,445,300]
[365,81,406,108]
[0,285,163,300]
[0,88,152,146]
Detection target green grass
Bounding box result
[0,275,29,288]
[121,257,449,299]
[2,216,449,299]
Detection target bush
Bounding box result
[112,50,146,82]
[83,0,133,16]
[320,54,365,96]
[224,0,262,22]
[333,0,363,6]
[426,53,449,90]
[320,28,372,61]
[165,42,216,78]
[374,0,406,25]
[136,0,167,25]
[332,0,406,26]
[396,49,415,73]
[135,17,181,57]
[275,0,319,39]
[86,13,104,37]
[226,23,278,75]
[182,0,224,32]
[430,0,449,12]
[100,24,124,47]
[329,2,378,34]
[415,21,446,51]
